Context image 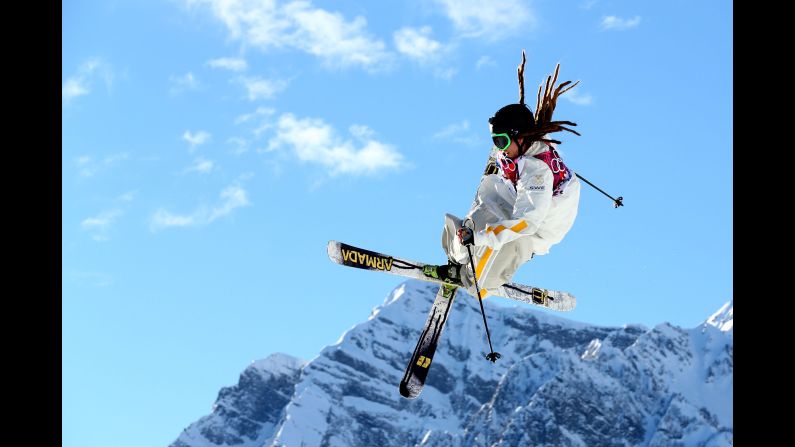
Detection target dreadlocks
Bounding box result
[516,51,581,146]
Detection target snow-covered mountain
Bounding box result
[171,281,733,447]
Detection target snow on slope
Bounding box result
[172,281,732,447]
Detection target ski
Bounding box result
[327,240,576,312]
[399,283,458,399]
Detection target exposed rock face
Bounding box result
[172,281,733,447]
[171,353,305,447]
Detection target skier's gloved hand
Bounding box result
[457,227,474,246]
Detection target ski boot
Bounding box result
[423,260,465,286]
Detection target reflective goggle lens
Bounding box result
[491,133,511,151]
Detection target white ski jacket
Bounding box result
[471,140,580,256]
[441,139,580,293]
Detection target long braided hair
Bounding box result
[516,50,581,149]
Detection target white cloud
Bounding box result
[81,209,122,230]
[436,0,535,41]
[81,209,123,241]
[434,120,470,139]
[117,191,137,202]
[393,26,454,78]
[563,89,593,106]
[169,72,200,94]
[476,56,496,70]
[185,157,215,174]
[235,107,278,140]
[600,15,641,30]
[149,184,251,231]
[433,120,480,146]
[237,76,290,100]
[183,130,211,151]
[150,210,197,229]
[394,26,443,62]
[433,67,457,80]
[288,4,393,70]
[62,58,113,105]
[185,0,392,71]
[206,57,248,71]
[349,124,374,141]
[75,153,130,177]
[62,79,90,102]
[234,106,276,124]
[580,0,598,10]
[209,185,250,221]
[253,122,275,138]
[267,113,404,176]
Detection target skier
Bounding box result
[424,64,582,299]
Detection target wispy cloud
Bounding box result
[394,26,443,62]
[235,107,278,141]
[150,211,195,229]
[349,124,375,141]
[435,0,536,41]
[433,67,457,80]
[253,122,275,139]
[149,184,251,231]
[580,0,598,10]
[236,76,290,101]
[237,172,255,181]
[393,26,455,78]
[183,130,211,151]
[476,56,496,70]
[600,15,641,30]
[186,0,392,71]
[563,88,594,106]
[76,155,93,175]
[227,137,249,155]
[62,58,113,105]
[234,107,276,125]
[169,72,200,95]
[62,79,89,102]
[184,157,215,174]
[209,185,250,221]
[206,57,248,71]
[81,209,123,241]
[117,191,137,202]
[267,113,404,176]
[75,153,130,177]
[433,120,481,146]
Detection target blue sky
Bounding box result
[62,1,732,446]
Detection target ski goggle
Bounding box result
[491,133,512,151]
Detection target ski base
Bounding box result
[399,284,458,399]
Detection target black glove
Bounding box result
[457,227,474,246]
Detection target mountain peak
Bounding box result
[172,280,733,447]
[705,300,733,332]
[249,352,306,376]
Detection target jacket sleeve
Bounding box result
[472,158,553,250]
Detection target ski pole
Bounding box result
[575,173,624,208]
[464,244,501,363]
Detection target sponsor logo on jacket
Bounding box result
[527,174,546,192]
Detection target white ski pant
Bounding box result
[440,213,535,297]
